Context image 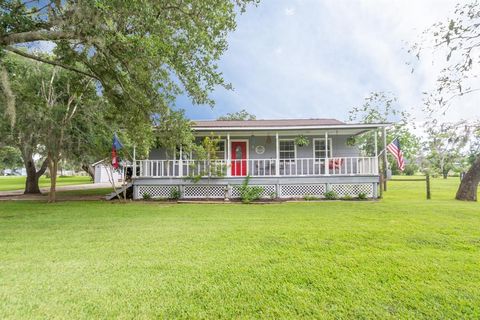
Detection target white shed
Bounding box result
[92,160,123,184]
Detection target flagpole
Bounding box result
[382,126,388,192]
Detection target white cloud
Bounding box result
[284,7,296,16]
[194,0,479,125]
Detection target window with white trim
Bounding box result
[313,139,332,158]
[215,140,226,159]
[279,140,296,159]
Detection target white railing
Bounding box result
[134,157,378,178]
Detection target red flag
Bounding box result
[111,148,119,169]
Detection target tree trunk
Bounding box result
[456,156,480,201]
[22,151,48,194]
[442,169,448,179]
[48,158,58,203]
[81,164,95,180]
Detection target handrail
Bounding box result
[134,157,379,178]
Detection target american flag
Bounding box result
[386,138,405,171]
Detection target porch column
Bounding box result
[227,133,231,177]
[179,145,183,177]
[324,131,329,175]
[382,126,388,191]
[275,132,280,176]
[133,145,136,178]
[374,130,378,175]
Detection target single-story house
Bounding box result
[131,119,389,200]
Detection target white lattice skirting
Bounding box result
[136,183,375,199]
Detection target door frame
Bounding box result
[230,139,249,175]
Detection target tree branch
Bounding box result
[4,46,100,80]
[0,30,75,46]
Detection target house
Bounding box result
[92,160,123,184]
[131,119,389,200]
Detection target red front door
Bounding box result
[231,141,247,176]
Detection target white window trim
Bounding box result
[279,139,297,159]
[216,139,227,160]
[312,138,333,158]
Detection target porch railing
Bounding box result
[134,157,378,178]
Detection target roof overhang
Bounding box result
[192,123,391,136]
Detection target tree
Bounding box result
[0,0,257,137]
[413,1,480,200]
[0,146,22,173]
[0,54,51,193]
[188,135,226,198]
[217,109,256,120]
[348,92,420,174]
[424,120,470,179]
[0,54,120,199]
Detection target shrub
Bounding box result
[324,190,337,200]
[238,176,264,203]
[169,188,181,200]
[142,193,152,200]
[343,195,353,200]
[358,193,368,200]
[303,194,320,201]
[269,192,277,200]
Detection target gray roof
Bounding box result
[192,118,345,128]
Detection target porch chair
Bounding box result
[328,158,344,174]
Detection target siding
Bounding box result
[148,134,359,160]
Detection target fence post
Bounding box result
[426,174,431,200]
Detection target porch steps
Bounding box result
[106,183,133,200]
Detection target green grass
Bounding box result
[0,175,92,191]
[1,178,479,319]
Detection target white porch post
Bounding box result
[133,145,136,178]
[179,145,183,177]
[227,133,231,177]
[275,132,280,176]
[324,131,329,175]
[374,130,378,175]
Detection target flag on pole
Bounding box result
[112,133,123,169]
[386,138,405,171]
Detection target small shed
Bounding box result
[92,160,123,184]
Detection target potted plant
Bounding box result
[294,135,309,147]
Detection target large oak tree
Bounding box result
[1,0,257,136]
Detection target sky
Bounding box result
[179,0,477,123]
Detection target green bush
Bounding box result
[142,193,152,200]
[169,188,181,200]
[358,193,368,200]
[269,192,277,200]
[303,194,320,201]
[343,195,353,200]
[324,190,337,200]
[238,176,264,203]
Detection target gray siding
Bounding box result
[148,134,359,160]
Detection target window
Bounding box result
[313,139,332,158]
[279,140,296,159]
[215,140,226,160]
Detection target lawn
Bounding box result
[0,178,479,319]
[0,175,92,191]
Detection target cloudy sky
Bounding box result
[179,0,476,123]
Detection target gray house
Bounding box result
[132,119,389,200]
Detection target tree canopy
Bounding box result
[413,0,480,200]
[0,0,257,136]
[217,109,256,120]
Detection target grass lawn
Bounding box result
[0,175,92,191]
[1,178,479,318]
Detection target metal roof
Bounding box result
[191,119,390,133]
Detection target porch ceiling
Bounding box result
[193,123,390,137]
